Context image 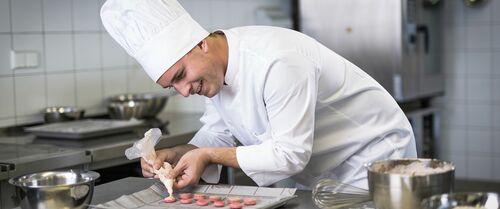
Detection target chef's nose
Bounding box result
[173,83,190,97]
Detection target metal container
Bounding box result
[421,192,499,209]
[108,93,168,119]
[44,106,85,123]
[366,158,455,209]
[8,170,100,209]
[108,100,147,120]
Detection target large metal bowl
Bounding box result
[9,170,100,209]
[44,106,85,123]
[366,158,455,209]
[421,192,499,209]
[108,93,168,119]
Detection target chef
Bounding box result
[101,0,417,190]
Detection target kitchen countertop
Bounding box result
[0,112,203,180]
[91,177,317,209]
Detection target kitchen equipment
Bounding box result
[366,158,455,209]
[298,0,443,102]
[421,192,499,209]
[25,119,144,139]
[108,93,169,119]
[108,100,147,120]
[9,170,100,209]
[44,106,85,123]
[312,178,371,209]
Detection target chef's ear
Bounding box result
[197,39,209,53]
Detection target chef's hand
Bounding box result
[168,148,211,189]
[140,144,198,178]
[140,148,177,178]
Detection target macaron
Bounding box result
[180,198,193,204]
[227,196,241,204]
[213,200,225,207]
[179,193,193,199]
[196,199,209,206]
[163,196,176,203]
[243,197,257,205]
[229,202,243,209]
[209,195,222,202]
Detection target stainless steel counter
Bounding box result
[91,177,317,209]
[0,112,202,209]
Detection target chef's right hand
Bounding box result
[140,148,177,178]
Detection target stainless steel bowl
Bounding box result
[44,106,85,123]
[9,170,100,209]
[108,93,168,119]
[421,192,499,209]
[108,100,147,120]
[366,158,455,209]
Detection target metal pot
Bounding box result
[366,158,455,209]
[9,170,100,209]
[44,106,85,123]
[108,93,168,119]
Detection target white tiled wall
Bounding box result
[435,0,500,181]
[0,0,290,127]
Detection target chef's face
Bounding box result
[156,40,225,98]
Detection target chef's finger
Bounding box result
[173,175,190,189]
[168,164,182,179]
[140,159,154,177]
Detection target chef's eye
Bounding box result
[173,70,184,82]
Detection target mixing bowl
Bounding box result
[9,170,100,209]
[44,106,85,123]
[366,158,455,209]
[108,93,168,119]
[421,192,499,209]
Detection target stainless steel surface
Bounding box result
[299,0,443,102]
[44,106,85,123]
[108,93,169,119]
[312,178,371,209]
[9,170,100,209]
[25,119,144,139]
[366,158,455,209]
[421,192,499,209]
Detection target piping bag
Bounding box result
[125,128,174,197]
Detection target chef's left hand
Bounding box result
[169,148,210,189]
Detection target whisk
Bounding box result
[312,178,372,209]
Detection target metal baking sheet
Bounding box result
[90,182,297,209]
[25,119,144,140]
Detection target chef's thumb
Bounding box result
[153,159,163,170]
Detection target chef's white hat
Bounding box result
[100,0,209,81]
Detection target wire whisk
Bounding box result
[312,178,372,209]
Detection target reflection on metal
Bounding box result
[464,0,488,7]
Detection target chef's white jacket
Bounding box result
[189,26,417,189]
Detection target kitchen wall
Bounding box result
[0,0,291,128]
[435,0,500,181]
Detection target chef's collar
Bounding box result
[218,29,239,86]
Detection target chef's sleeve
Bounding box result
[189,98,236,183]
[236,54,318,186]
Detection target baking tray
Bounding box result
[90,181,298,209]
[25,119,144,139]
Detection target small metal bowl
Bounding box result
[9,170,100,209]
[44,106,85,123]
[421,192,499,209]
